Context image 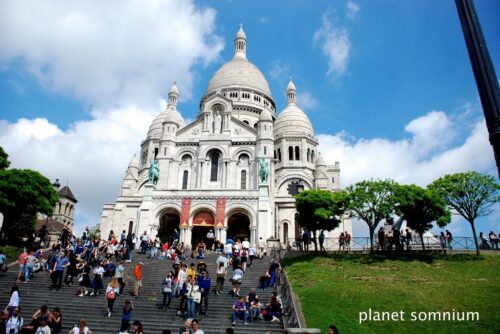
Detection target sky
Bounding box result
[0,0,499,238]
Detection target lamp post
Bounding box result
[455,0,500,177]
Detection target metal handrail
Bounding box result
[291,236,497,251]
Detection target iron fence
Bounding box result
[291,236,498,252]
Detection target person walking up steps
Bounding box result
[105,277,119,317]
[133,262,143,298]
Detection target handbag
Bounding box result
[192,291,202,303]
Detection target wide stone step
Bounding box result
[0,251,284,334]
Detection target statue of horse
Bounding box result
[148,159,160,186]
[258,158,269,184]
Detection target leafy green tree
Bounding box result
[346,179,397,251]
[429,171,500,255]
[0,148,59,243]
[295,189,349,252]
[393,184,451,253]
[0,147,10,170]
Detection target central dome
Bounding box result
[205,25,272,99]
[206,58,271,97]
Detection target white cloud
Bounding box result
[0,0,224,107]
[346,1,361,20]
[405,110,456,157]
[297,91,319,110]
[318,111,494,187]
[268,60,290,81]
[318,110,499,237]
[313,13,351,77]
[0,105,158,234]
[0,0,226,234]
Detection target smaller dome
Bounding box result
[259,108,273,122]
[315,154,326,167]
[274,105,314,137]
[147,112,166,139]
[164,107,186,128]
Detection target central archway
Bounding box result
[191,210,215,246]
[158,209,180,244]
[227,212,250,243]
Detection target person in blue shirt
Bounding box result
[51,252,69,290]
[197,270,211,316]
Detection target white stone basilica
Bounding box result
[100,26,352,247]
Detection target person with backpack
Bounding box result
[105,277,120,317]
[5,306,23,334]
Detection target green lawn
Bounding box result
[284,253,500,334]
[0,244,23,263]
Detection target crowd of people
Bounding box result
[1,227,285,334]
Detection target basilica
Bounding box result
[99,26,351,247]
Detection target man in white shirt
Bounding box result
[242,238,250,250]
[258,237,266,259]
[140,231,149,254]
[216,253,229,269]
[5,307,23,334]
[206,230,215,251]
[114,260,126,294]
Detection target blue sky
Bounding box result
[0,0,498,238]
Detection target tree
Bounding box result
[393,184,451,253]
[0,147,10,170]
[0,147,59,243]
[346,179,397,251]
[429,171,500,255]
[294,189,349,252]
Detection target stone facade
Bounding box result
[99,26,351,247]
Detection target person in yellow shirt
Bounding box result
[187,263,196,280]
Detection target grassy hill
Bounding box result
[284,253,500,334]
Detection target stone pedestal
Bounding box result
[138,183,155,236]
[258,184,273,241]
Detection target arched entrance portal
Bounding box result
[158,209,180,244]
[191,210,215,246]
[227,212,250,242]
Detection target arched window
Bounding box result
[295,146,300,160]
[278,149,282,162]
[288,146,294,161]
[128,221,134,235]
[243,120,249,125]
[154,147,159,159]
[253,123,258,130]
[311,150,315,163]
[241,170,247,190]
[283,222,289,245]
[307,148,311,162]
[210,152,219,182]
[182,170,189,189]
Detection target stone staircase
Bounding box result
[0,251,285,334]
